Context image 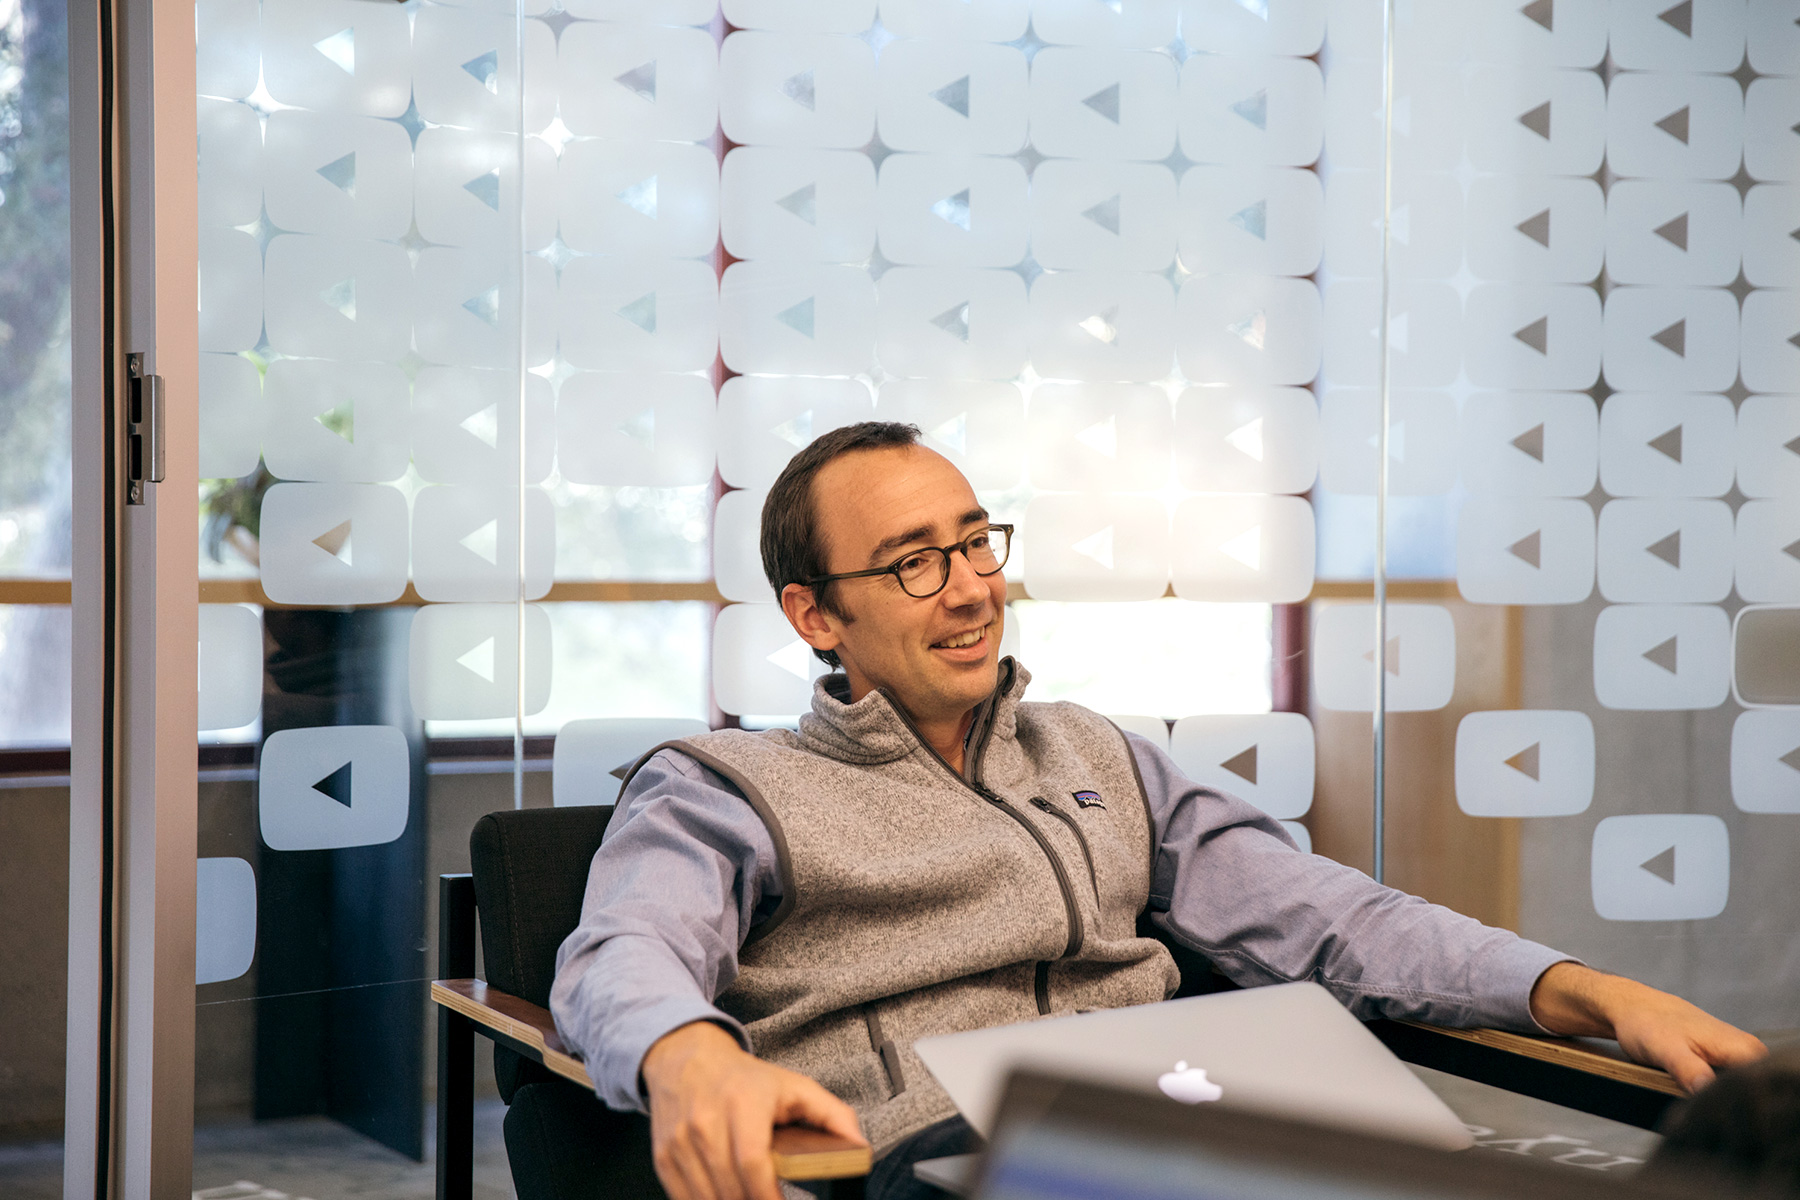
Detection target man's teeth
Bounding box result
[936,628,984,649]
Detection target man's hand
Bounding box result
[1529,961,1768,1093]
[641,1020,865,1200]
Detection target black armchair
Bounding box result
[431,805,1683,1200]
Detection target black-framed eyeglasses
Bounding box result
[807,524,1013,600]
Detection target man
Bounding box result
[552,422,1766,1200]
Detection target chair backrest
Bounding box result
[469,804,615,1100]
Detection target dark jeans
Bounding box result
[804,1116,982,1200]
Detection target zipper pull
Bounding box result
[1030,797,1052,812]
[972,782,1004,805]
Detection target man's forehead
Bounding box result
[813,445,983,556]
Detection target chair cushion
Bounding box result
[470,805,616,1101]
[504,1079,667,1200]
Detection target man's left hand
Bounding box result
[1528,961,1768,1093]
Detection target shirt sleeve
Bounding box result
[549,748,784,1113]
[1127,732,1576,1032]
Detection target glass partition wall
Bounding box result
[184,0,1799,1189]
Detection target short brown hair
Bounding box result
[760,421,922,668]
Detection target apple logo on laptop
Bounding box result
[1157,1061,1223,1104]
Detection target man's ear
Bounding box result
[780,582,844,657]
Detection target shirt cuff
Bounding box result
[1483,939,1584,1034]
[592,995,752,1114]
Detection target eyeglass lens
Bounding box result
[897,527,1010,597]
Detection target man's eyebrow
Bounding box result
[867,525,933,567]
[865,508,990,567]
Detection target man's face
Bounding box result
[802,445,1007,725]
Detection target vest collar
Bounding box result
[796,657,1031,768]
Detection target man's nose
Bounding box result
[942,548,992,606]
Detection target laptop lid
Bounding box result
[914,981,1474,1151]
[970,1070,1709,1200]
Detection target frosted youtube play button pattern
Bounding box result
[196,857,257,986]
[1593,604,1730,711]
[1312,604,1456,712]
[553,717,711,808]
[713,603,831,716]
[1591,814,1730,922]
[258,725,410,851]
[1455,710,1595,818]
[407,603,553,720]
[1168,713,1314,820]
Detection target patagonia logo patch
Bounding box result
[1072,790,1105,810]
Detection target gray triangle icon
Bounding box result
[1522,0,1553,30]
[1651,318,1687,357]
[1220,744,1259,785]
[615,60,656,102]
[776,296,815,338]
[1511,422,1546,462]
[313,761,354,808]
[1791,225,1800,244]
[1649,423,1684,462]
[929,301,971,342]
[1790,330,1800,352]
[1508,529,1542,568]
[1656,105,1691,144]
[1083,193,1122,235]
[1781,536,1800,563]
[1362,635,1402,676]
[1781,745,1800,772]
[932,74,970,117]
[1084,83,1122,124]
[1647,528,1682,568]
[463,169,501,211]
[1514,315,1549,354]
[1639,844,1677,885]
[1658,0,1693,36]
[782,69,816,111]
[1787,434,1800,458]
[775,182,817,225]
[1653,211,1689,250]
[462,50,499,94]
[1642,635,1680,674]
[1516,208,1552,248]
[1231,88,1268,130]
[1229,199,1267,240]
[317,151,356,198]
[1504,742,1541,781]
[1518,100,1553,140]
[617,291,656,333]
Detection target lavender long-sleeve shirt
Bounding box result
[550,732,1572,1113]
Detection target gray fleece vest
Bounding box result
[640,659,1179,1154]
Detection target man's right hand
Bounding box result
[641,1020,866,1200]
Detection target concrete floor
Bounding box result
[0,1100,517,1200]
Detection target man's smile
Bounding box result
[931,620,995,653]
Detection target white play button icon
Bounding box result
[1591,814,1729,921]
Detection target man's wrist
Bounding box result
[1530,961,1635,1037]
[641,1019,743,1095]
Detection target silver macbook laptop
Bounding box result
[913,981,1475,1153]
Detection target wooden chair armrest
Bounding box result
[1402,1023,1684,1096]
[1369,1019,1683,1131]
[431,979,872,1180]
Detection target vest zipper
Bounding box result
[970,780,1084,958]
[1031,797,1099,900]
[881,662,1085,999]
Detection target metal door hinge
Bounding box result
[126,353,164,505]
